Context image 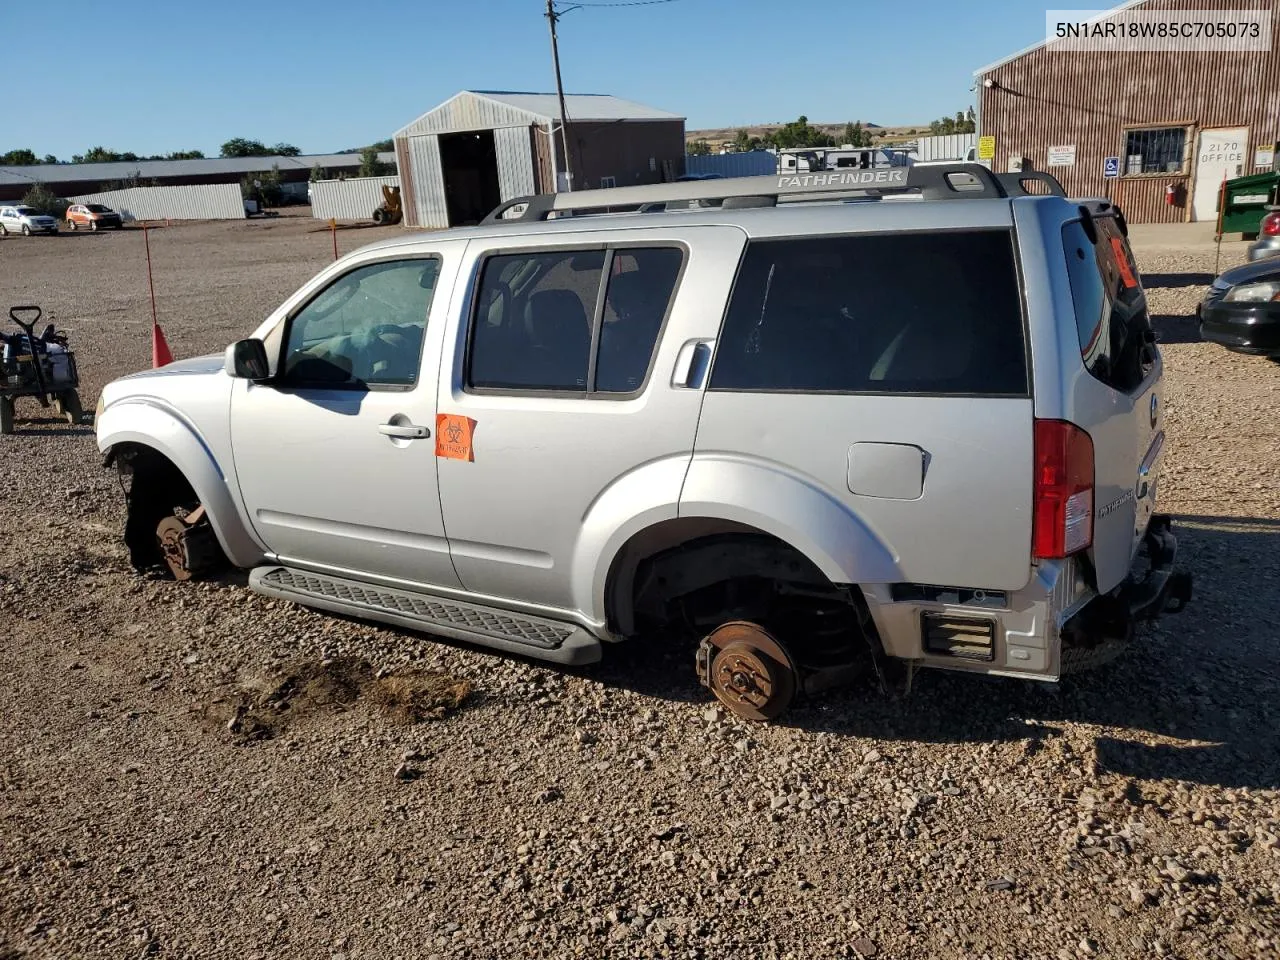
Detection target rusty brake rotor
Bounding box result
[696,620,798,722]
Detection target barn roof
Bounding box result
[395,90,684,139]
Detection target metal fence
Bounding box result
[913,134,977,162]
[67,183,246,221]
[683,151,778,179]
[309,176,401,222]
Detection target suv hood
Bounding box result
[1215,256,1280,288]
[116,353,226,381]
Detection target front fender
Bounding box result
[96,399,266,568]
[679,454,903,586]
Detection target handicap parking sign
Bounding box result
[1103,156,1120,179]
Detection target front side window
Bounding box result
[281,257,440,388]
[467,245,683,395]
[709,229,1028,396]
[1123,126,1187,175]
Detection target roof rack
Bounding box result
[481,163,1068,224]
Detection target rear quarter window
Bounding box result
[1061,216,1154,393]
[709,229,1028,396]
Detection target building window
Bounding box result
[1123,126,1187,175]
[599,176,616,188]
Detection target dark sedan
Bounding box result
[1199,256,1280,360]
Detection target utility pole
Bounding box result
[545,0,574,192]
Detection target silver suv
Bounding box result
[94,164,1191,721]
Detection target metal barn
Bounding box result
[975,0,1280,224]
[393,90,686,229]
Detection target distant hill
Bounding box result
[686,122,929,150]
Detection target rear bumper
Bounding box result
[1058,514,1192,673]
[1247,235,1280,262]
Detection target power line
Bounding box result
[558,0,681,7]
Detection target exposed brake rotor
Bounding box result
[696,620,798,722]
[155,505,217,582]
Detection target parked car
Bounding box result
[66,203,124,231]
[1246,208,1280,262]
[1198,255,1280,359]
[0,205,59,236]
[93,164,1192,722]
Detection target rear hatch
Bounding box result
[1057,209,1163,593]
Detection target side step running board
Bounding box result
[248,566,602,666]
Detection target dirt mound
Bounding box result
[222,656,472,742]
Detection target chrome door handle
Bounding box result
[378,422,430,439]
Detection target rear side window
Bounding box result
[467,246,683,395]
[709,229,1028,396]
[1061,216,1154,393]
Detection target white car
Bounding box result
[0,205,59,236]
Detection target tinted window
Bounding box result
[709,230,1027,395]
[1062,216,1154,393]
[596,248,682,392]
[467,246,682,394]
[282,257,440,388]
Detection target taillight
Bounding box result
[1263,212,1280,237]
[1032,419,1095,559]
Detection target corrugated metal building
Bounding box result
[393,90,686,229]
[975,0,1280,224]
[67,184,246,221]
[0,152,396,203]
[309,175,401,222]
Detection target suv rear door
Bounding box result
[435,225,746,613]
[1056,210,1162,593]
[687,209,1037,593]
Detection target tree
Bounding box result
[687,139,712,156]
[358,146,394,177]
[42,154,58,164]
[1,149,38,166]
[310,162,328,182]
[272,142,301,157]
[20,183,68,218]
[241,164,283,207]
[72,146,137,163]
[165,150,205,160]
[763,116,836,150]
[221,137,269,158]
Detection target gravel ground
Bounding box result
[2,215,1279,960]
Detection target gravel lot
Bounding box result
[2,214,1279,960]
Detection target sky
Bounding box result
[3,0,1047,161]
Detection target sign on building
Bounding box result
[1103,156,1120,179]
[1047,145,1077,167]
[977,135,995,160]
[1256,145,1275,168]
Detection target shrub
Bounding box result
[20,183,69,218]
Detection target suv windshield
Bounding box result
[14,207,37,216]
[87,205,111,213]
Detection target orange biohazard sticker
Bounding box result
[1110,236,1138,289]
[435,414,477,462]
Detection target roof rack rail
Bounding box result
[481,163,1069,224]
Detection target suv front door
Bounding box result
[229,248,464,590]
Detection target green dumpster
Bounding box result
[1219,170,1280,237]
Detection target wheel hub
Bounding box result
[696,620,797,721]
[156,515,194,581]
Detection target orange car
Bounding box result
[65,203,124,231]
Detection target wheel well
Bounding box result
[605,519,866,640]
[109,443,200,569]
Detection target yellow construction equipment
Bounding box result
[372,185,402,225]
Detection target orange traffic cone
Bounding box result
[152,322,173,368]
